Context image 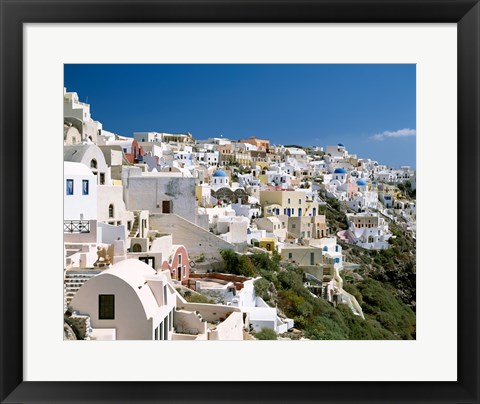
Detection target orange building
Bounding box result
[239,136,270,152]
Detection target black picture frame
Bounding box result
[1,1,479,403]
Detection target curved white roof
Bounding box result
[99,259,168,319]
[64,161,94,177]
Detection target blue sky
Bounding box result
[64,64,416,168]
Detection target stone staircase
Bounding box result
[129,213,140,238]
[64,270,101,307]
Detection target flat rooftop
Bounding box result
[195,278,231,289]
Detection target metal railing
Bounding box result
[64,220,90,233]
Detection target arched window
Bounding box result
[109,204,114,218]
[323,246,328,251]
[132,243,142,252]
[90,159,97,169]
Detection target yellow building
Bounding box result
[259,237,276,254]
[281,245,324,265]
[257,174,269,185]
[260,190,320,218]
[234,150,252,167]
[346,213,381,228]
[288,215,328,240]
[255,161,270,170]
[195,184,211,207]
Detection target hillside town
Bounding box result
[63,88,417,341]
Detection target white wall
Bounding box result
[174,310,208,336]
[64,162,97,220]
[71,273,153,340]
[122,167,197,222]
[150,234,173,259]
[208,311,244,340]
[149,214,235,259]
[217,217,249,244]
[232,279,257,308]
[97,185,130,226]
[98,222,126,244]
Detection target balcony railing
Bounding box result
[64,220,90,233]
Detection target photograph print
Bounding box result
[63,64,416,341]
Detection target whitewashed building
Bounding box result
[70,259,177,340]
[64,162,98,246]
[210,170,230,190]
[345,212,392,250]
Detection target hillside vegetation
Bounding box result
[320,195,416,310]
[340,216,416,310]
[219,250,416,340]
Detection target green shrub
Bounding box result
[219,250,259,277]
[277,270,302,290]
[356,278,416,339]
[219,249,239,274]
[195,252,206,263]
[238,255,256,277]
[183,292,214,304]
[257,267,279,287]
[255,328,278,340]
[254,278,270,300]
[251,252,280,272]
[343,283,363,305]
